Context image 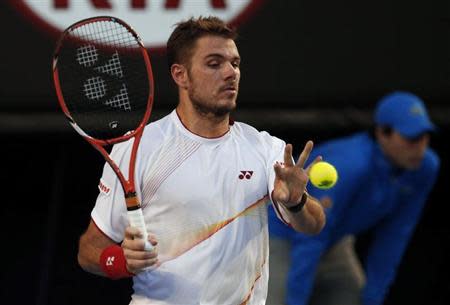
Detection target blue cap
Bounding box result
[374,91,436,138]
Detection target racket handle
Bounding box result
[127,208,153,251]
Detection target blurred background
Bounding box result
[1,1,449,304]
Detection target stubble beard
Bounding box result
[189,90,237,118]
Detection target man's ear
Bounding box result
[170,64,188,89]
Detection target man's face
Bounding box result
[377,128,430,170]
[185,35,240,117]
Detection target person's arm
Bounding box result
[362,195,427,305]
[276,192,326,234]
[286,233,328,305]
[272,141,326,234]
[78,220,116,276]
[78,219,158,278]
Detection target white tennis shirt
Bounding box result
[92,110,288,305]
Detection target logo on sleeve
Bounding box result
[106,256,115,266]
[98,179,111,196]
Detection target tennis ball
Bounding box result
[309,161,338,189]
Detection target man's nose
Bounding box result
[410,134,429,151]
[223,62,238,79]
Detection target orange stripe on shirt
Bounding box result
[159,194,270,263]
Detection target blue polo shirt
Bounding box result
[268,132,440,305]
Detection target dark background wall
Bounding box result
[1,1,449,304]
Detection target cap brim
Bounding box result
[396,121,436,138]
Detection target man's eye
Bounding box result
[208,62,220,67]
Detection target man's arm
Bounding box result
[78,219,158,277]
[78,220,116,276]
[277,193,326,234]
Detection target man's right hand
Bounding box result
[122,226,159,274]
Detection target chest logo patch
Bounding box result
[238,171,254,180]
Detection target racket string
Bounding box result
[57,19,150,140]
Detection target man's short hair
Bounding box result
[166,16,237,70]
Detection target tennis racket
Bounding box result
[52,16,154,250]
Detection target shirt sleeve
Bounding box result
[362,153,440,305]
[263,133,292,225]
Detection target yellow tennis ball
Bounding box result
[309,161,338,189]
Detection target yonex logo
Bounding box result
[238,171,253,180]
[76,43,132,111]
[12,0,264,50]
[106,256,115,266]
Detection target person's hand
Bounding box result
[121,226,159,274]
[272,141,321,209]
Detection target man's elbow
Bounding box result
[77,237,89,271]
[294,210,326,235]
[310,212,326,234]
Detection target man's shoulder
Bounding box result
[136,112,178,151]
[142,111,175,137]
[232,121,284,146]
[108,114,174,157]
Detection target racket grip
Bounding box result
[127,208,153,251]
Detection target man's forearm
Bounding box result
[78,233,108,276]
[78,221,116,277]
[283,194,326,234]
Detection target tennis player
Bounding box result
[77,16,326,305]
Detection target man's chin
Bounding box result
[192,102,235,118]
[212,99,236,117]
[212,105,235,117]
[403,158,423,170]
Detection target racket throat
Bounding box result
[125,192,142,210]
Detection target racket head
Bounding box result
[53,16,154,144]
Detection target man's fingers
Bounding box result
[124,226,143,240]
[284,144,295,166]
[296,140,314,168]
[124,247,158,260]
[124,228,158,251]
[274,162,284,178]
[127,257,159,272]
[148,234,158,246]
[123,237,147,251]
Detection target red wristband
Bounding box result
[99,245,134,279]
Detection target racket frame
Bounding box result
[52,16,154,249]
